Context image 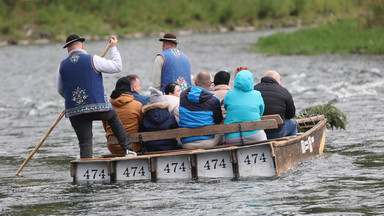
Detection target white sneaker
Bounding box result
[125,150,137,157]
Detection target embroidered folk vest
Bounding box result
[160,48,191,92]
[59,51,112,117]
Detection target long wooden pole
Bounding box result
[15,41,112,176]
[15,110,65,176]
[100,43,111,58]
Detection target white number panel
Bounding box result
[156,155,191,180]
[76,161,110,182]
[196,151,233,178]
[115,159,151,181]
[237,145,275,177]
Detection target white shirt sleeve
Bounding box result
[92,46,122,73]
[152,54,164,90]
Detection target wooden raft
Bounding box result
[71,115,284,182]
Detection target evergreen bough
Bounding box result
[296,104,347,130]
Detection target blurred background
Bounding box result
[1,0,384,55]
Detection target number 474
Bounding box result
[83,169,105,179]
[204,159,226,170]
[244,153,267,165]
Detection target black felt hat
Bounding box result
[63,34,85,48]
[159,32,177,44]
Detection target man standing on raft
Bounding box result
[153,32,191,93]
[57,34,136,158]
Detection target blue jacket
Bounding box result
[59,51,112,117]
[160,48,191,92]
[141,103,179,151]
[131,91,150,106]
[224,70,265,138]
[179,86,222,143]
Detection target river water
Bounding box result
[1,29,383,215]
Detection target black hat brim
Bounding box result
[159,38,177,44]
[63,38,85,48]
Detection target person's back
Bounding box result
[179,72,223,149]
[153,33,191,92]
[211,71,231,119]
[104,77,143,154]
[141,87,179,151]
[224,69,266,144]
[254,70,296,139]
[60,47,107,117]
[163,95,179,122]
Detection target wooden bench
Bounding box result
[128,114,283,150]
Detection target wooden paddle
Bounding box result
[15,41,112,176]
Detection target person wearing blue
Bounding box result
[153,32,191,93]
[254,70,297,139]
[179,72,223,150]
[224,69,267,144]
[126,74,150,106]
[57,34,136,158]
[141,87,179,152]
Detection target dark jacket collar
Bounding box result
[261,76,279,85]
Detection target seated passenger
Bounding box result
[254,70,297,139]
[126,74,150,106]
[179,72,223,150]
[163,82,181,122]
[104,76,143,154]
[210,70,231,119]
[141,87,179,152]
[224,68,267,144]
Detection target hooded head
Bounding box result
[233,70,254,92]
[110,77,131,99]
[149,87,165,104]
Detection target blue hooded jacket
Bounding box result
[179,86,222,143]
[224,70,265,138]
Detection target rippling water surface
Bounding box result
[1,30,383,215]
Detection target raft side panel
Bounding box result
[195,150,234,178]
[156,154,192,180]
[114,158,151,181]
[72,160,110,182]
[273,118,327,174]
[237,144,276,177]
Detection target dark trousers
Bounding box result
[69,110,132,158]
[266,119,297,139]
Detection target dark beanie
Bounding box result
[214,71,230,85]
[110,77,131,99]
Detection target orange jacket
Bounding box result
[104,93,143,153]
